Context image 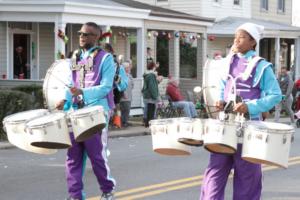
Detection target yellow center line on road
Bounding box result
[115,175,204,197]
[87,156,300,200]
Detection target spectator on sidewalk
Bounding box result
[274,66,295,124]
[120,61,134,127]
[142,61,159,127]
[166,78,197,118]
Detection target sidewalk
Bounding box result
[0,117,295,150]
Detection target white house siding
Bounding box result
[252,0,292,25]
[147,33,156,63]
[0,22,7,77]
[161,0,202,17]
[111,27,127,60]
[39,23,54,79]
[199,0,251,21]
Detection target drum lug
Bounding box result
[57,120,61,129]
[42,126,47,135]
[89,115,94,122]
[265,135,269,143]
[236,126,243,137]
[74,118,78,125]
[283,134,287,144]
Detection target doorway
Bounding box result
[13,34,30,79]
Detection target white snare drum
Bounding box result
[203,118,242,154]
[177,118,204,146]
[43,59,72,110]
[68,106,106,142]
[242,121,294,168]
[26,112,71,149]
[150,118,191,156]
[2,109,57,154]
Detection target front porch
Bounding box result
[0,0,214,113]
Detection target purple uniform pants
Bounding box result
[200,144,262,200]
[66,127,115,200]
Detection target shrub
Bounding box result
[0,89,37,140]
[11,84,44,108]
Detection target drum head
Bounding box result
[202,58,228,118]
[3,109,49,124]
[43,59,73,110]
[70,105,104,116]
[26,112,66,127]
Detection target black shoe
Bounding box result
[100,192,114,200]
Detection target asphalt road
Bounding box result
[0,131,300,200]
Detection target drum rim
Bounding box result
[3,109,49,124]
[205,118,240,126]
[69,106,104,118]
[26,112,66,128]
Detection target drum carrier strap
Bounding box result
[71,47,100,88]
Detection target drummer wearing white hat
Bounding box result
[200,23,282,200]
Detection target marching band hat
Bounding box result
[236,22,264,44]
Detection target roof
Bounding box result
[208,16,300,35]
[0,0,214,23]
[111,0,214,22]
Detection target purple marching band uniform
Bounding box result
[64,47,116,200]
[200,50,282,200]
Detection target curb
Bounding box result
[0,142,15,150]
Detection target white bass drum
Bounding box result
[43,59,73,110]
[202,58,230,118]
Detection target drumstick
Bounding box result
[48,72,72,88]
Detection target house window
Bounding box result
[261,0,268,11]
[233,0,241,6]
[180,42,197,79]
[157,0,168,2]
[278,0,285,13]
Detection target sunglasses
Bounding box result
[77,31,96,37]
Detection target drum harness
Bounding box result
[70,48,100,108]
[220,56,263,139]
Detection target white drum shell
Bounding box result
[203,119,238,154]
[150,118,191,156]
[26,112,71,149]
[68,106,106,142]
[242,121,294,168]
[177,118,204,146]
[2,109,57,154]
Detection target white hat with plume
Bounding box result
[236,22,264,44]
